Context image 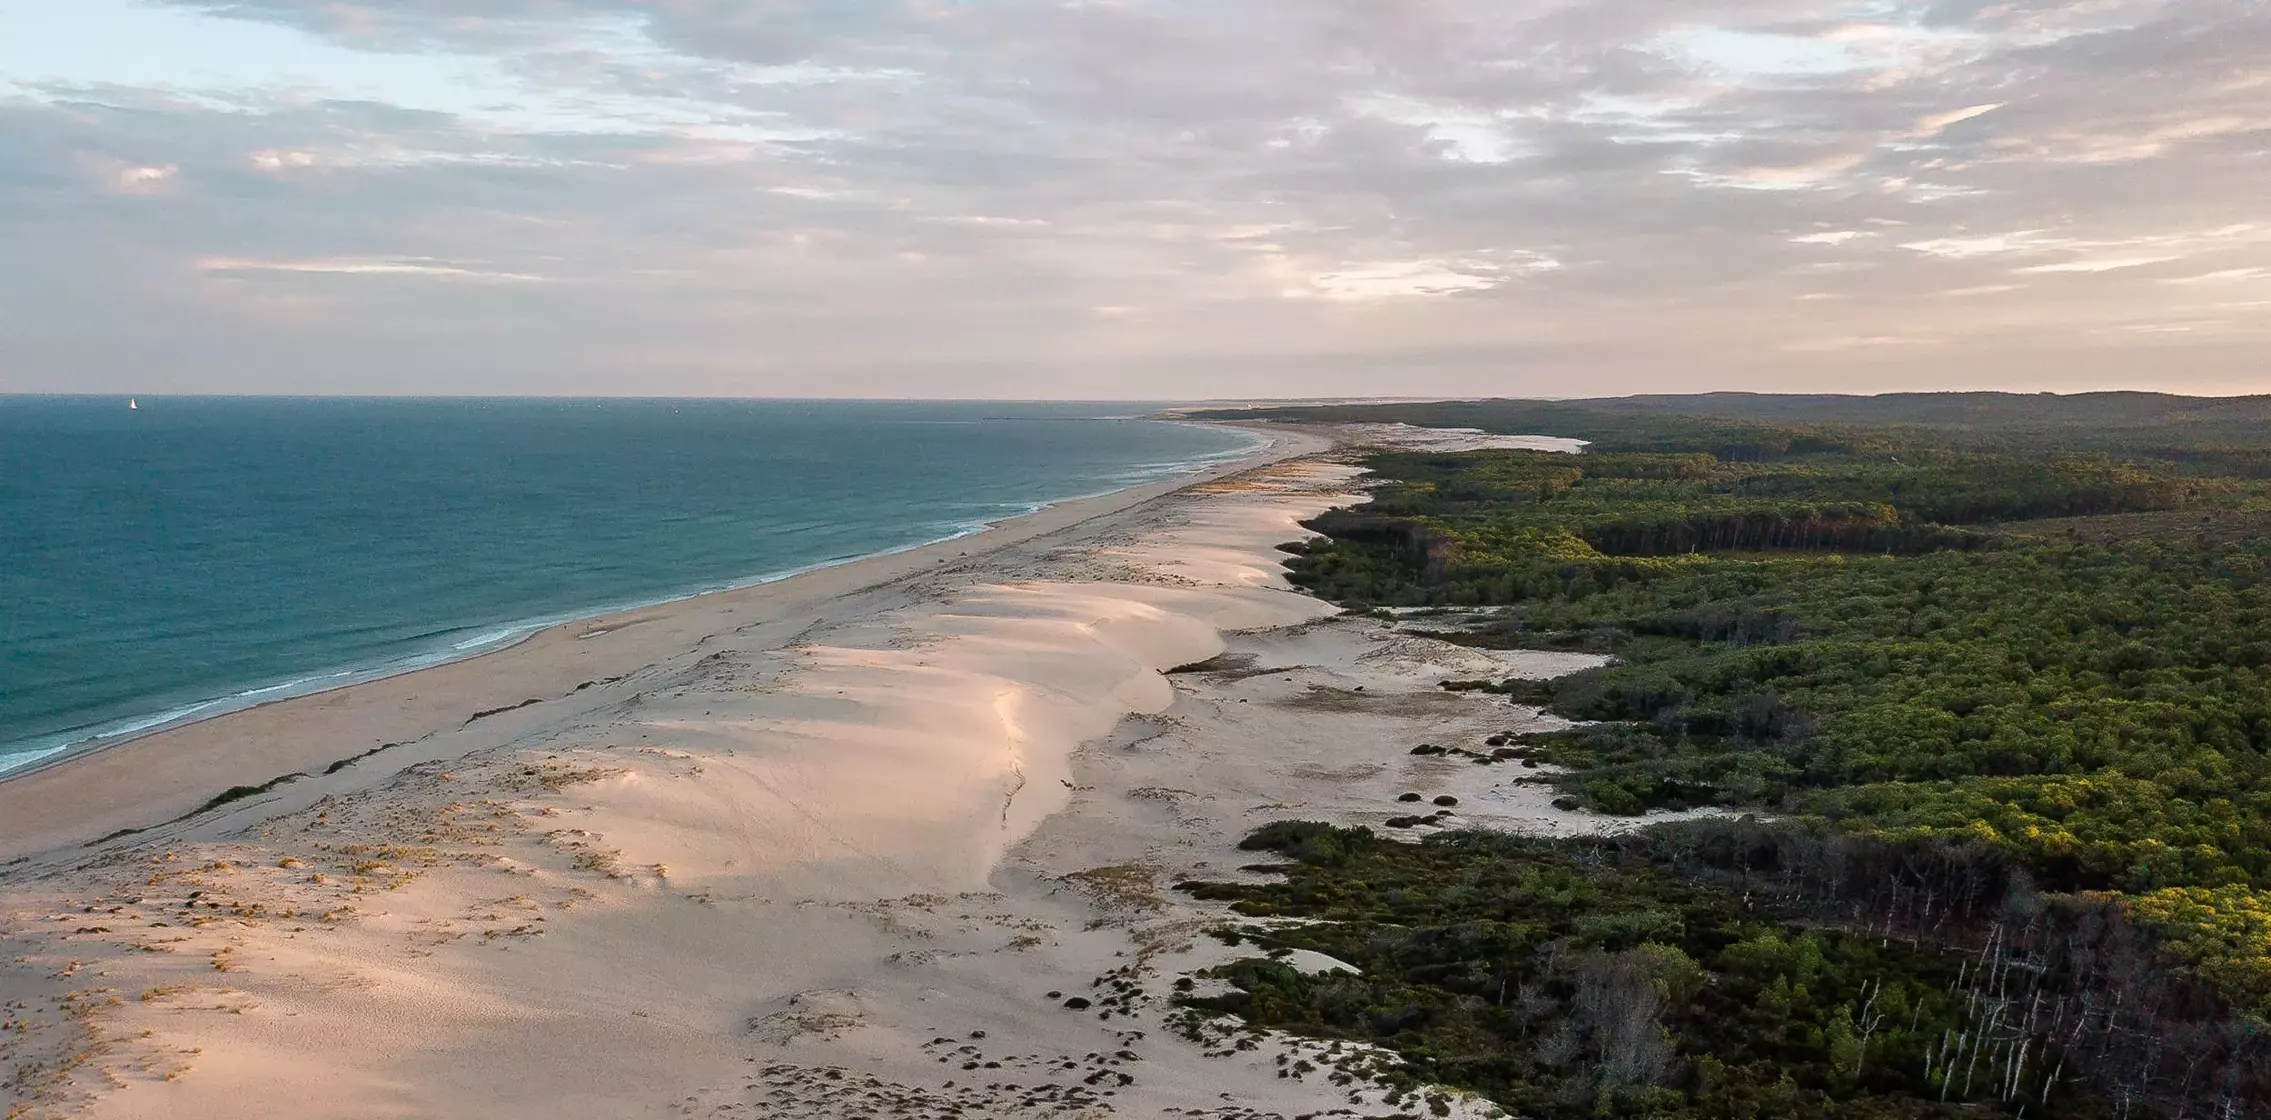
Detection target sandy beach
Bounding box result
[0,426,1638,1120]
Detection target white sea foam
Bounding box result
[0,742,71,773]
[452,627,535,652]
[238,670,355,699]
[0,420,1277,779]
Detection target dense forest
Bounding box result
[1175,396,2271,1118]
[1212,393,2271,476]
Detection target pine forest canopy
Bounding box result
[1171,393,2271,1118]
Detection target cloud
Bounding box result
[77,155,181,196]
[1698,152,1869,191]
[2013,256,2182,275]
[248,150,319,171]
[2164,268,2271,285]
[1900,232,2064,259]
[1901,223,2270,279]
[0,0,2266,396]
[1781,334,1943,353]
[1304,251,1562,301]
[198,255,551,282]
[1307,261,1506,300]
[1912,102,2003,136]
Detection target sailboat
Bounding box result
[128,399,138,410]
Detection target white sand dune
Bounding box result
[0,430,1664,1120]
[1326,422,1588,455]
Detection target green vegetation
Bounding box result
[1174,396,2271,1118]
[323,741,397,775]
[189,772,305,816]
[1200,391,2271,468]
[1185,821,2248,1119]
[86,769,313,846]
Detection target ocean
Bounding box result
[0,397,1264,775]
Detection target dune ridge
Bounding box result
[1,433,1641,1120]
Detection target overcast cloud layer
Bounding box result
[2,0,2266,397]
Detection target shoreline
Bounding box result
[0,422,1274,789]
[0,422,1648,1120]
[0,418,1317,854]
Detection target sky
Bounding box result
[0,0,2266,399]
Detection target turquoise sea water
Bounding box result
[0,398,1263,774]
